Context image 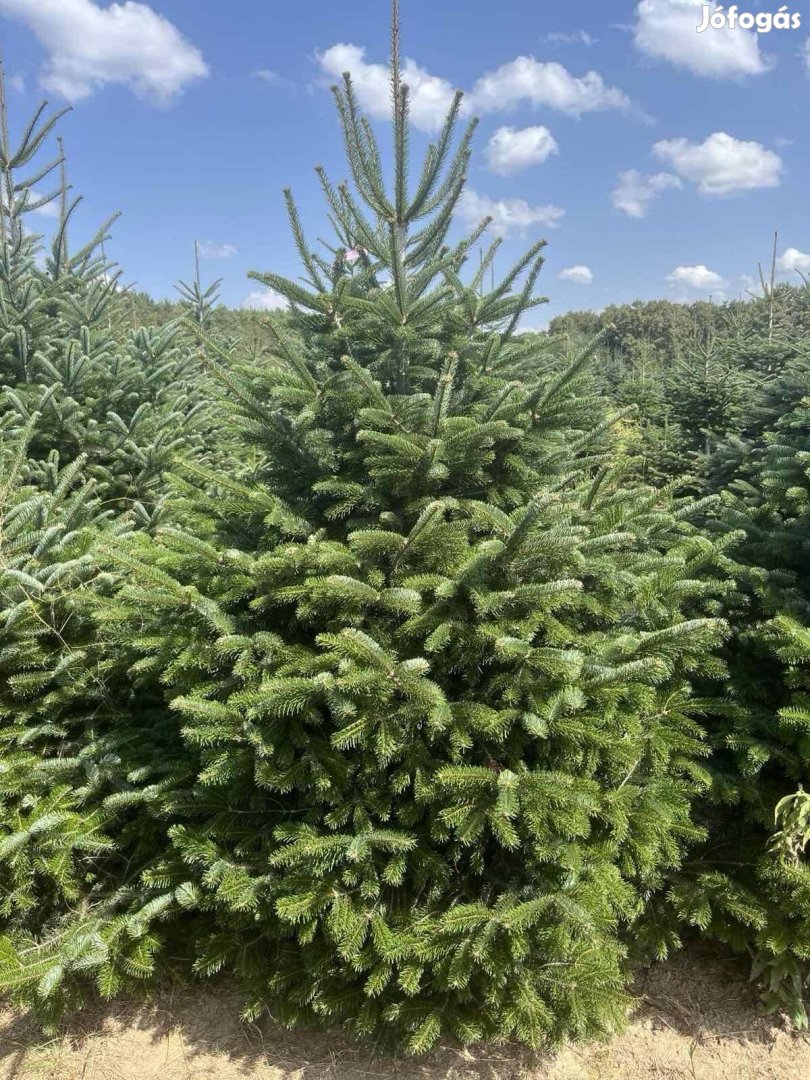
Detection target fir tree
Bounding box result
[0,75,221,520]
[0,3,735,1051]
[667,366,810,1025]
[0,418,192,1027]
[0,75,227,1027]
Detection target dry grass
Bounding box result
[2,949,809,1080]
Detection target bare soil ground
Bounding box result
[2,950,809,1080]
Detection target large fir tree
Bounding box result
[0,3,737,1051]
[8,5,785,1052]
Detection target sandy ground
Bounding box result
[2,950,809,1080]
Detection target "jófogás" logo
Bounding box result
[697,4,801,33]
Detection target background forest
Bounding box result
[1,14,810,1057]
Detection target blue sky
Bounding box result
[2,0,809,326]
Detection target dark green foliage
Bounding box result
[549,253,810,1027]
[0,78,223,1028]
[0,422,198,1027]
[543,281,810,489]
[0,99,225,520]
[3,7,810,1053]
[663,360,810,1025]
[0,14,742,1052]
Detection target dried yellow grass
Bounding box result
[2,949,809,1080]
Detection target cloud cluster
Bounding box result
[467,56,630,117]
[777,247,810,275]
[633,0,769,78]
[485,125,558,175]
[317,43,456,133]
[616,132,783,216]
[458,188,564,236]
[612,169,682,218]
[0,0,208,102]
[653,132,782,195]
[316,45,630,133]
[666,264,727,291]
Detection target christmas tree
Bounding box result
[669,362,810,1026]
[0,5,748,1051]
[0,2,731,1051]
[0,69,226,1027]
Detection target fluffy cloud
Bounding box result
[616,133,783,215]
[316,45,630,131]
[242,288,287,311]
[666,264,727,291]
[558,264,593,284]
[611,169,682,218]
[0,0,208,102]
[777,247,810,275]
[458,188,564,236]
[467,56,630,116]
[317,43,456,133]
[633,0,769,78]
[653,132,782,195]
[485,125,558,175]
[198,241,237,259]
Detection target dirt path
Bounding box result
[2,950,809,1079]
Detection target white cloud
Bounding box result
[467,56,630,116]
[242,288,287,311]
[316,43,456,133]
[777,247,810,274]
[8,73,25,92]
[666,264,727,291]
[559,264,593,284]
[653,132,782,195]
[634,0,769,78]
[316,44,631,130]
[458,188,564,236]
[252,69,282,83]
[542,30,597,46]
[485,125,558,175]
[611,169,682,217]
[0,0,208,103]
[198,241,237,259]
